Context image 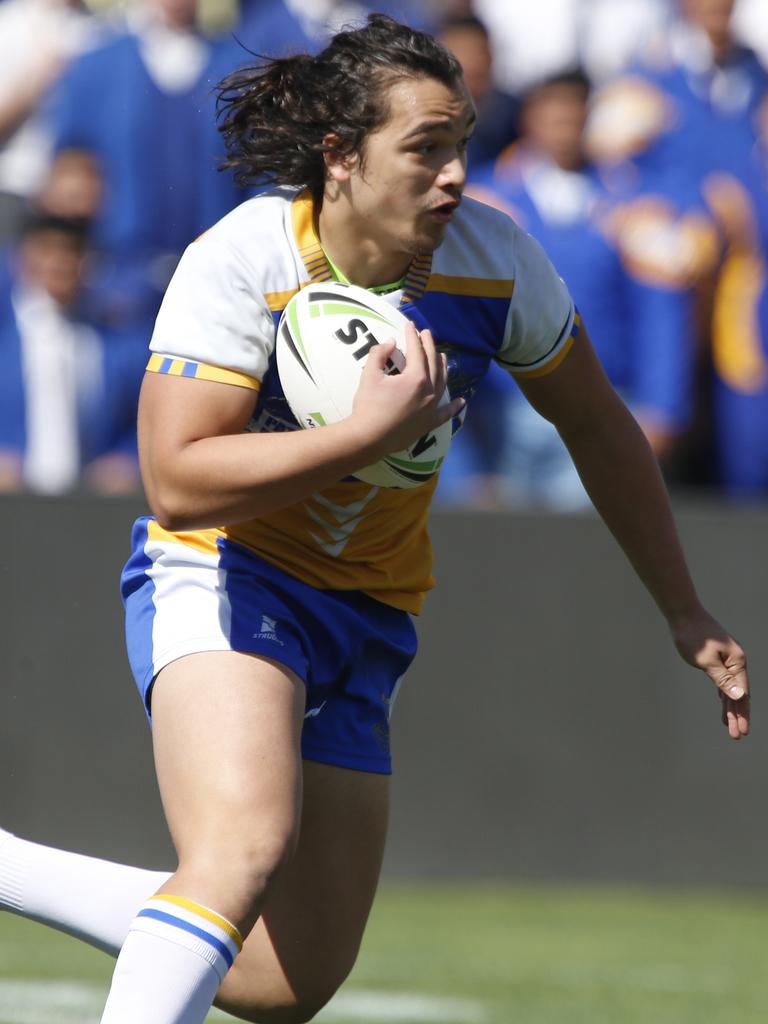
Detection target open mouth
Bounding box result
[428,199,460,223]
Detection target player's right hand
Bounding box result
[350,323,464,456]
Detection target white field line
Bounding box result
[316,989,486,1021]
[546,964,731,995]
[0,979,486,1024]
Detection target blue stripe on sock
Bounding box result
[137,909,235,969]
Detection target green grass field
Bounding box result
[0,882,766,1024]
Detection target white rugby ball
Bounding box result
[276,281,452,489]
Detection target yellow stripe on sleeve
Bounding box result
[506,311,582,379]
[193,364,261,389]
[154,894,244,950]
[510,335,575,378]
[146,354,261,391]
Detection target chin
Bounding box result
[408,229,447,258]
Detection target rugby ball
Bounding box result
[276,281,452,488]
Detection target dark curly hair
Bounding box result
[216,14,463,200]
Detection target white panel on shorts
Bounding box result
[144,538,233,680]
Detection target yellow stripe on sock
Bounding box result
[154,894,243,950]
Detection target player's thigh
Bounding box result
[216,759,389,1021]
[150,651,306,871]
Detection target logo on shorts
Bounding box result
[371,720,391,753]
[304,700,327,719]
[253,614,284,646]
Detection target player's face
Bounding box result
[345,76,475,263]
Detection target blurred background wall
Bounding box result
[1,495,764,886]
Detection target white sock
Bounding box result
[100,895,243,1024]
[0,828,170,954]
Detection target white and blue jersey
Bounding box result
[139,186,577,611]
[123,186,578,770]
[468,149,702,431]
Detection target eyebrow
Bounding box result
[402,112,477,140]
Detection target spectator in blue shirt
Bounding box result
[0,213,141,493]
[702,146,768,497]
[48,0,246,337]
[587,0,768,189]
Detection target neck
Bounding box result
[523,141,585,174]
[554,152,587,173]
[137,7,196,32]
[317,197,411,289]
[685,19,733,65]
[709,33,733,64]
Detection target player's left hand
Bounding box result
[671,609,750,740]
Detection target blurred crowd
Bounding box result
[1,0,767,506]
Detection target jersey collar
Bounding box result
[291,190,433,304]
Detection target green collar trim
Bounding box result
[324,250,405,295]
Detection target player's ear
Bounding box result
[322,133,358,184]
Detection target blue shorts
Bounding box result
[121,517,418,774]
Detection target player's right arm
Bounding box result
[138,224,460,530]
[139,325,459,531]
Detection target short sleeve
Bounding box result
[496,229,576,378]
[148,234,275,390]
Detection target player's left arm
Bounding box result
[516,329,750,740]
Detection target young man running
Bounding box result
[0,15,749,1024]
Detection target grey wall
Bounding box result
[1,496,765,885]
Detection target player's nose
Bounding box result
[439,153,467,192]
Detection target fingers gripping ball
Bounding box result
[276,282,453,488]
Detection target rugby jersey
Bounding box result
[146,187,577,612]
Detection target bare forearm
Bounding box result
[573,418,751,739]
[561,398,701,625]
[143,421,381,531]
[520,338,749,739]
[141,330,459,531]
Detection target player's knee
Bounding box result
[186,823,299,914]
[239,819,300,888]
[266,995,334,1024]
[239,829,297,890]
[276,995,334,1024]
[289,967,357,1022]
[221,984,340,1024]
[220,951,356,1023]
